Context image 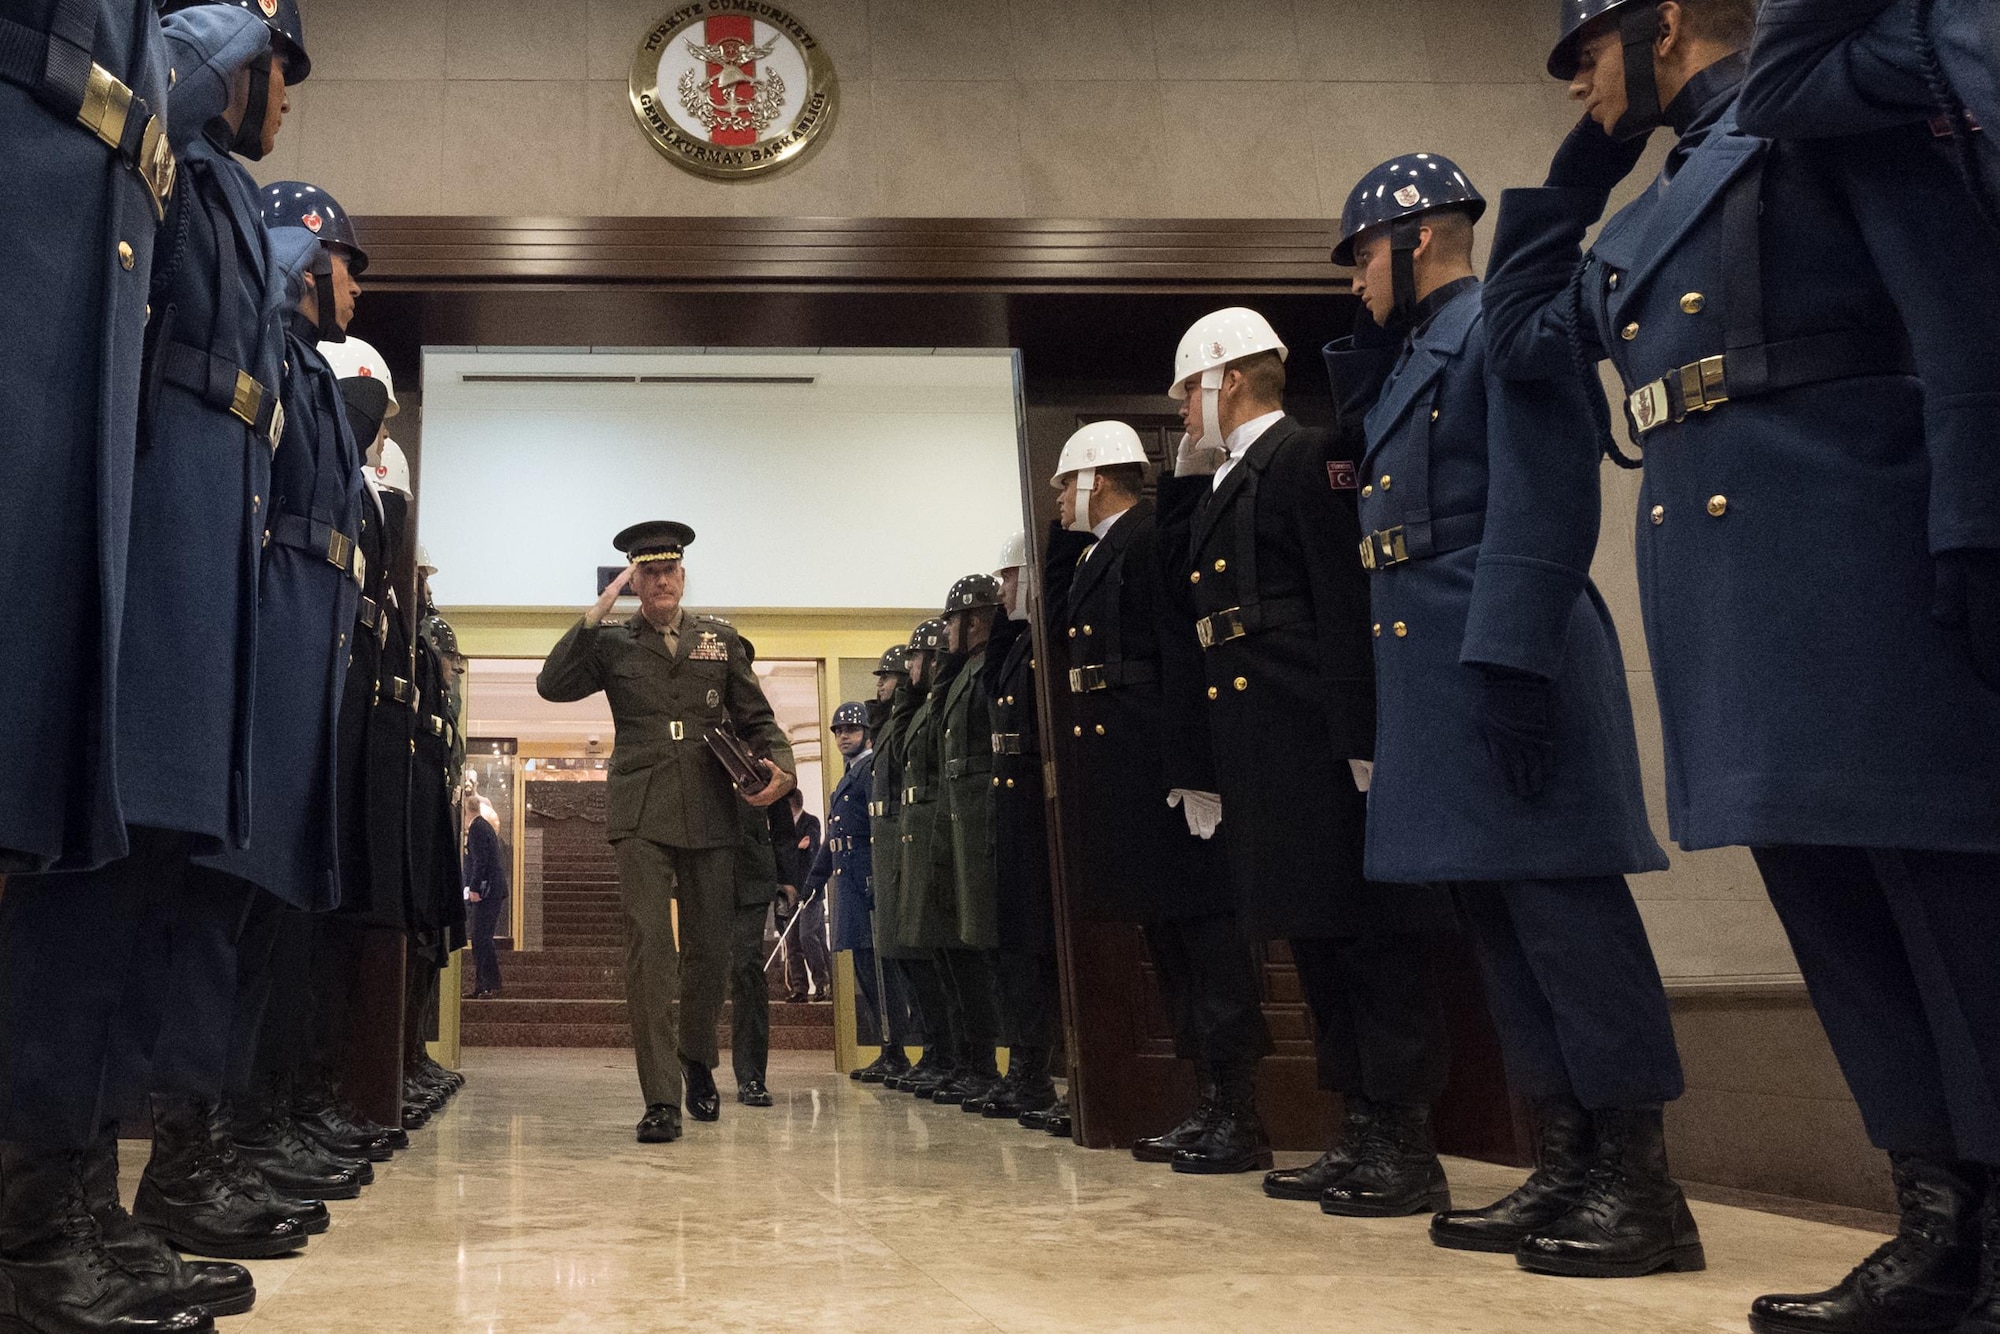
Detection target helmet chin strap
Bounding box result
[1069,466,1097,534]
[309,250,345,344]
[1197,366,1226,456]
[1612,2,1665,142]
[229,61,269,161]
[1389,216,1424,325]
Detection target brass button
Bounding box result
[1607,272,1621,289]
[1094,724,1106,736]
[1707,494,1728,517]
[1072,725,1082,737]
[1190,571,1201,585]
[1621,322,1640,341]
[992,777,1000,788]
[1430,408,1440,421]
[1067,627,1077,639]
[1233,677,1248,692]
[1213,559,1227,573]
[117,241,134,270]
[1373,623,1382,637]
[1380,475,1393,490]
[1361,485,1374,498]
[1006,695,1015,706]
[252,495,260,509]
[1207,687,1218,701]
[1680,292,1706,314]
[339,632,347,646]
[1650,505,1665,525]
[1393,622,1408,638]
[1006,778,1016,788]
[1082,625,1093,636]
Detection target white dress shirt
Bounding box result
[1210,409,1287,490]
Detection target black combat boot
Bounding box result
[1749,1155,1982,1331]
[293,1073,394,1161]
[934,1053,1000,1108]
[1517,1105,1705,1278]
[985,1050,1058,1120]
[902,1050,955,1098]
[1172,1063,1273,1175]
[1957,1183,2000,1334]
[228,1082,369,1201]
[1320,1100,1453,1218]
[81,1131,255,1319]
[962,1067,1015,1115]
[415,1054,463,1094]
[1133,1067,1219,1164]
[1432,1096,1593,1252]
[131,1096,310,1260]
[1266,1095,1377,1202]
[199,1103,330,1238]
[0,1140,215,1334]
[1042,1098,1074,1137]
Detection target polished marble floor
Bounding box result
[126,1048,1896,1332]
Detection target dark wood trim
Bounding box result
[352,216,1353,293]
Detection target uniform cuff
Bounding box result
[1461,554,1585,681]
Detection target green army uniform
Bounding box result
[869,682,918,959]
[537,608,793,1112]
[939,650,999,951]
[893,668,959,953]
[728,800,781,1089]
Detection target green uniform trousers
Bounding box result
[612,837,734,1108]
[728,900,770,1086]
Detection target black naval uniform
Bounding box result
[1156,410,1458,1199]
[1045,508,1274,1171]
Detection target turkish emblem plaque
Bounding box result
[630,3,838,180]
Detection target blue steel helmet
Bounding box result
[162,0,310,83]
[1331,154,1486,266]
[260,181,368,275]
[909,619,948,656]
[943,573,1003,617]
[874,645,911,677]
[1547,0,1664,140]
[831,701,870,730]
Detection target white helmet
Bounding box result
[1169,308,1288,456]
[996,530,1028,572]
[369,437,411,495]
[317,335,399,417]
[1051,421,1148,534]
[417,544,437,576]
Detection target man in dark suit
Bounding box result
[1326,152,1696,1277]
[782,790,828,1002]
[1485,0,2000,1325]
[1155,308,1459,1215]
[1045,423,1274,1173]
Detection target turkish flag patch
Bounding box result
[1327,461,1358,491]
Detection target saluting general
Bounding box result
[537,522,795,1145]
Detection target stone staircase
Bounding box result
[462,798,832,1051]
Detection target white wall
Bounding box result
[419,349,1024,610]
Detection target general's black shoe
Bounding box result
[1043,1099,1074,1137]
[1133,1069,1219,1163]
[131,1097,310,1261]
[1433,1096,1592,1253]
[293,1078,394,1162]
[1321,1100,1452,1218]
[1172,1064,1272,1175]
[1748,1155,1981,1331]
[683,1061,722,1123]
[0,1140,217,1333]
[1266,1096,1376,1201]
[1518,1106,1706,1278]
[737,1080,774,1108]
[83,1132,256,1319]
[636,1105,682,1144]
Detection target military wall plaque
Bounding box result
[630,2,838,180]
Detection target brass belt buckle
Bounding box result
[231,371,264,430]
[669,721,685,741]
[1197,607,1245,649]
[1683,355,1728,415]
[79,64,133,153]
[137,116,173,220]
[326,528,354,573]
[266,400,284,453]
[1371,527,1408,569]
[1067,665,1106,693]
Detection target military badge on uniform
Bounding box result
[689,630,729,662]
[706,689,721,708]
[1328,460,1359,490]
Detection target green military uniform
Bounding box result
[537,607,792,1112]
[939,650,999,950]
[870,682,918,958]
[728,800,781,1089]
[893,668,958,952]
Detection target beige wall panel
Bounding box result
[868,0,1016,81]
[1156,80,1322,216]
[1292,0,1431,84]
[302,0,447,81]
[1015,80,1171,217]
[1010,0,1159,82]
[446,0,588,80]
[1638,897,1800,982]
[1151,0,1302,82]
[441,81,591,215]
[582,80,742,215]
[286,81,446,215]
[1417,0,1559,84]
[877,82,1026,216]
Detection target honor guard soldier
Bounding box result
[537,522,797,1145]
[1153,310,1460,1210]
[0,0,173,876]
[804,702,898,1082]
[1484,1,2000,1326]
[930,574,1009,1110]
[1044,423,1275,1171]
[1326,154,1697,1276]
[978,533,1062,1125]
[859,643,924,1086]
[889,618,989,1100]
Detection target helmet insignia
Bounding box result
[1394,184,1422,208]
[302,211,323,233]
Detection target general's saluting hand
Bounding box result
[585,564,636,627]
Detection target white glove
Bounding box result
[1167,789,1222,839]
[1173,431,1226,479]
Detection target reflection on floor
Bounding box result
[125,1048,1892,1333]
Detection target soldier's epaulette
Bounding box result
[601,617,627,629]
[693,613,735,631]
